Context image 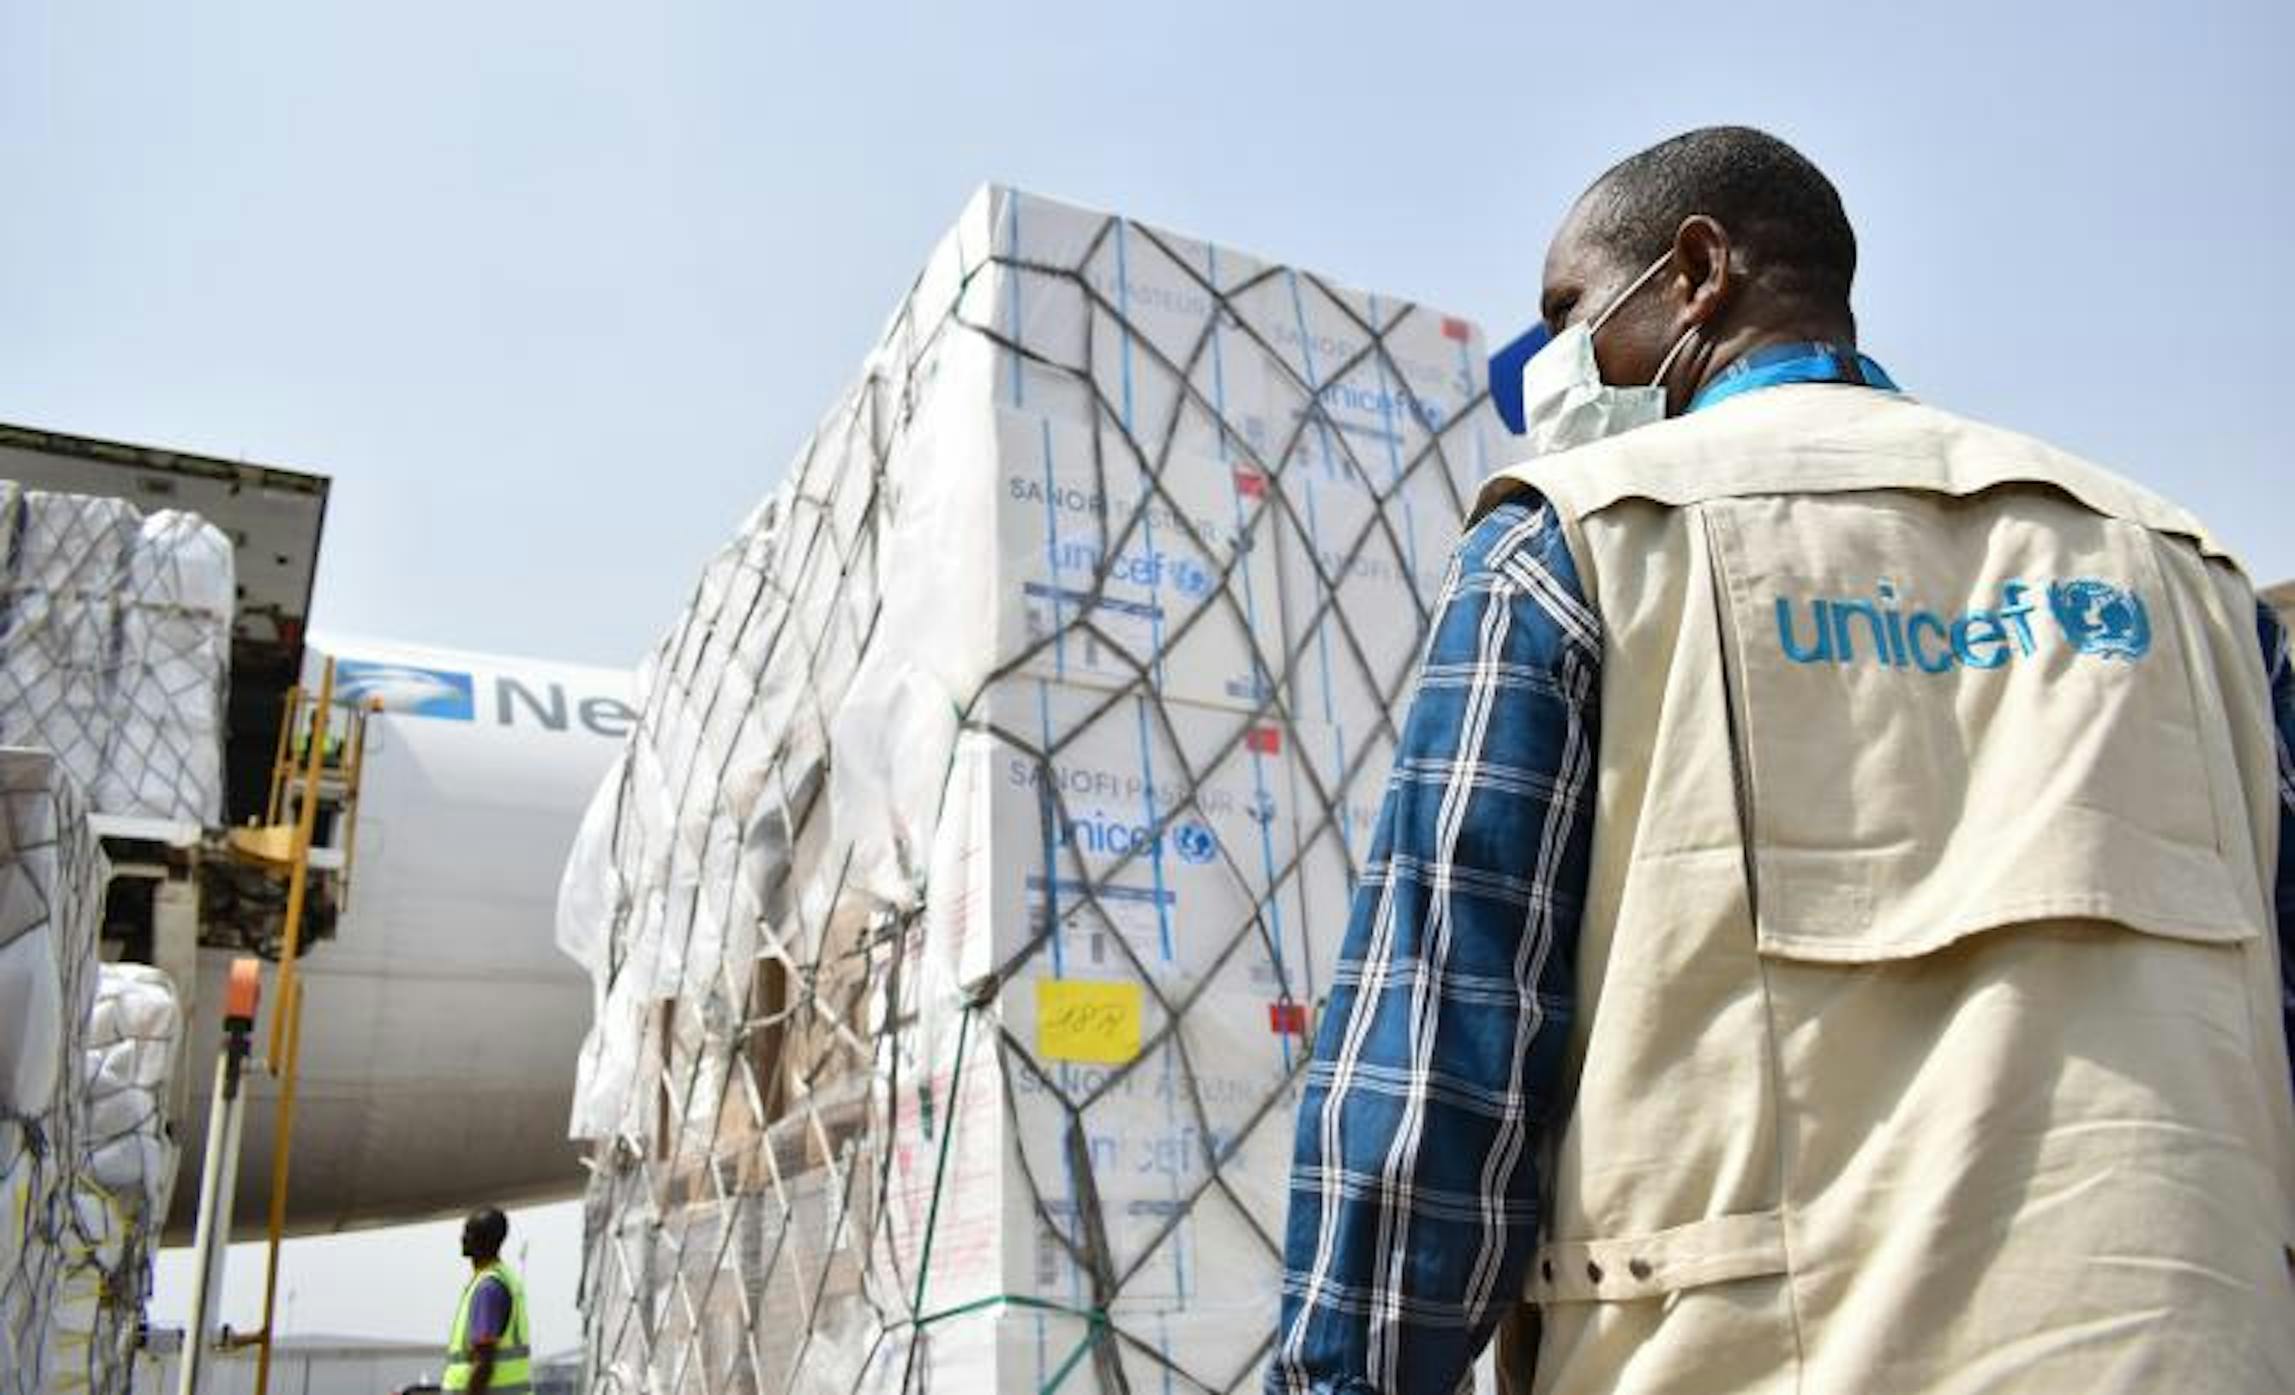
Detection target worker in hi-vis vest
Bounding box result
[443,1208,531,1395]
[1270,126,2295,1395]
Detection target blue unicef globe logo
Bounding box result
[1173,821,1218,865]
[2047,580,2151,661]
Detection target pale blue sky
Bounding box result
[9,0,2288,1350]
[5,1,2290,675]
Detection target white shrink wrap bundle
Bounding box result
[41,1181,129,1395]
[0,750,107,1395]
[0,1120,57,1395]
[563,187,1504,1394]
[0,493,139,802]
[100,512,233,823]
[45,965,181,1395]
[80,963,183,1213]
[0,492,234,826]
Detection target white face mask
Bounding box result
[1520,251,1701,456]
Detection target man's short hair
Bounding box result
[466,1207,509,1256]
[1579,126,1857,309]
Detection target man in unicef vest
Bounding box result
[1269,126,2295,1394]
[443,1208,531,1395]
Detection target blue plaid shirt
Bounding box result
[1268,495,2295,1395]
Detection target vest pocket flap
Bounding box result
[1702,493,2255,964]
[1757,805,2253,962]
[1526,1211,1786,1305]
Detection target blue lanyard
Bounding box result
[1689,341,1899,414]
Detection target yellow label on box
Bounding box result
[1035,978,1143,1065]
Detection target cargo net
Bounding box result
[0,489,234,827]
[43,964,184,1395]
[559,187,1501,1395]
[0,750,111,1395]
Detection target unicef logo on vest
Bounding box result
[2046,579,2151,660]
[1774,577,2151,673]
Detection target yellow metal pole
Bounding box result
[251,971,305,1395]
[264,686,301,827]
[252,658,332,1395]
[267,661,332,1067]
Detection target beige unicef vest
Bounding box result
[1476,385,2295,1394]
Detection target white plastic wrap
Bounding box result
[0,750,108,1395]
[41,1183,129,1395]
[0,492,235,825]
[0,1121,54,1395]
[44,964,181,1395]
[563,186,1504,1394]
[81,963,183,1214]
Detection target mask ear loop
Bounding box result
[1583,248,1701,406]
[1649,321,1700,391]
[1588,250,1677,334]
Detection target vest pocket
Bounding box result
[1525,1210,1788,1304]
[1699,493,2255,964]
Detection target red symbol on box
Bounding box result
[1440,316,1472,343]
[1245,726,1282,755]
[1233,468,1267,499]
[1269,1001,1307,1036]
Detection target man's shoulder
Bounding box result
[1457,496,1584,595]
[1905,400,2235,560]
[1497,389,2230,561]
[466,1271,514,1337]
[1476,385,1896,521]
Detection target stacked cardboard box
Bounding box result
[0,750,110,1395]
[0,489,234,826]
[561,186,1504,1393]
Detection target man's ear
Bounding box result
[1670,215,1733,329]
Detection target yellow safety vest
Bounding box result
[443,1261,532,1395]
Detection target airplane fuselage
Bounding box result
[167,635,630,1238]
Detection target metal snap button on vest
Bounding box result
[1585,1260,1603,1284]
[1629,1258,1653,1281]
